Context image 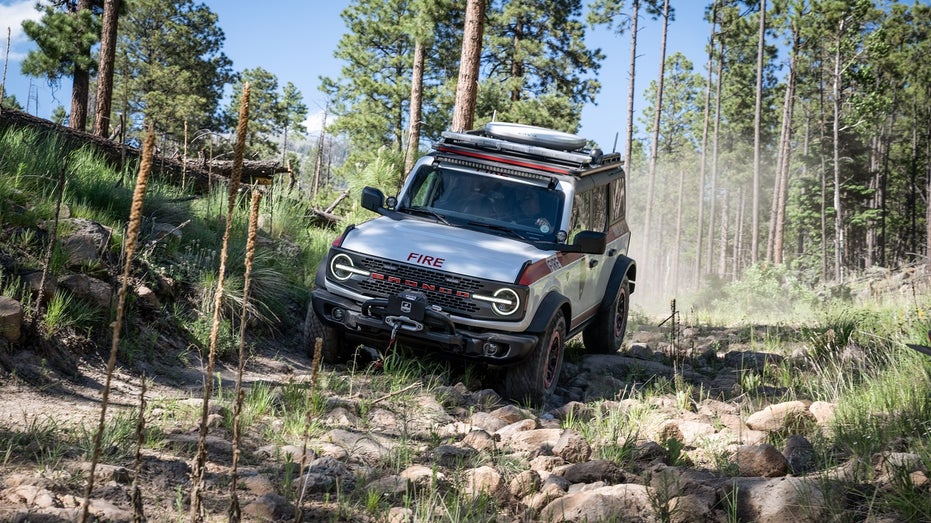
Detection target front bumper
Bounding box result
[311,287,538,364]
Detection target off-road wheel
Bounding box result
[303,299,347,363]
[582,276,630,354]
[504,313,566,407]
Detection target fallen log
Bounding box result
[0,106,289,191]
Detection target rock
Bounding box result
[530,455,566,473]
[745,401,815,433]
[783,435,815,475]
[468,411,507,433]
[301,456,354,493]
[504,428,562,455]
[241,474,276,496]
[461,429,498,452]
[135,284,160,308]
[367,474,409,496]
[430,444,476,468]
[60,219,112,268]
[549,401,594,422]
[490,404,532,424]
[539,483,656,522]
[387,506,414,523]
[495,418,537,438]
[324,406,361,427]
[400,464,445,488]
[509,470,541,499]
[322,429,393,464]
[808,401,836,425]
[243,493,293,521]
[0,296,23,341]
[22,271,57,300]
[737,444,789,477]
[461,465,504,500]
[524,480,568,512]
[57,274,113,309]
[553,430,591,463]
[730,477,829,523]
[557,459,625,485]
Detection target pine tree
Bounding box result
[477,0,603,131]
[21,0,102,131]
[115,0,233,140]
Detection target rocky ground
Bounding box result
[0,311,924,523]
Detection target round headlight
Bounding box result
[492,288,521,316]
[330,253,355,281]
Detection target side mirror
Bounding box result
[573,231,606,254]
[361,186,385,213]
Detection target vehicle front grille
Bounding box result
[357,256,483,315]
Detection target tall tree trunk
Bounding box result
[452,0,485,132]
[312,106,329,199]
[695,0,717,286]
[707,45,725,276]
[511,18,524,102]
[405,40,425,175]
[718,186,729,277]
[734,187,745,277]
[772,27,798,265]
[673,168,684,290]
[93,0,120,137]
[925,107,931,273]
[643,0,670,266]
[878,93,897,266]
[751,0,766,264]
[832,18,845,282]
[624,0,641,179]
[69,0,93,131]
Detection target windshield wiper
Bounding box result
[466,220,530,240]
[405,206,450,225]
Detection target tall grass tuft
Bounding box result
[229,189,262,523]
[81,126,156,523]
[191,82,250,523]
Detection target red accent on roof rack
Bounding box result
[436,145,570,175]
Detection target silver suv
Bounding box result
[308,123,636,405]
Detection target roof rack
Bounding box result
[439,131,594,166]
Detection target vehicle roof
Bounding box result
[434,129,624,182]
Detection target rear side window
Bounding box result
[571,185,609,236]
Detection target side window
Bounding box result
[610,175,625,224]
[570,190,592,238]
[592,185,608,232]
[409,169,440,207]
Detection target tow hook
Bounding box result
[385,315,424,332]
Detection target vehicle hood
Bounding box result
[342,217,552,283]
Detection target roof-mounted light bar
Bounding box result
[440,131,593,166]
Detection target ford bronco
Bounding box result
[308,122,636,405]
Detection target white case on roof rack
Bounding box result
[484,122,587,151]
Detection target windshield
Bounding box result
[399,165,563,242]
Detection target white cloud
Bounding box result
[0,0,43,61]
[303,109,335,134]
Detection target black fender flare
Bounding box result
[598,255,636,313]
[527,291,571,334]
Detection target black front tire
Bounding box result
[582,276,630,354]
[504,313,566,407]
[303,298,347,363]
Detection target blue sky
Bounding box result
[1,0,711,150]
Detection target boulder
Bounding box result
[0,296,23,341]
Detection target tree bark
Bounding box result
[707,42,725,277]
[69,0,93,131]
[405,40,425,176]
[451,0,485,132]
[772,26,798,265]
[624,0,641,180]
[751,0,766,264]
[832,18,845,282]
[93,0,120,137]
[695,0,716,285]
[643,0,670,264]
